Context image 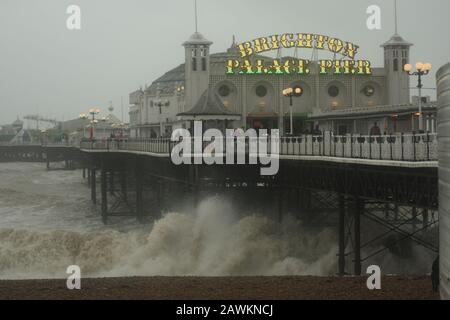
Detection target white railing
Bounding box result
[78,132,438,162]
[279,133,437,162]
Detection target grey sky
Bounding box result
[1,0,449,125]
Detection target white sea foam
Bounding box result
[0,196,338,279]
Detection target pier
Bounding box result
[0,133,439,276]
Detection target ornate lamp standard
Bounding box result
[154,93,170,138]
[40,129,48,146]
[80,108,101,140]
[404,62,432,131]
[79,113,88,138]
[282,86,303,135]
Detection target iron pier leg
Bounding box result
[296,188,302,219]
[384,203,390,220]
[423,209,429,229]
[83,168,86,179]
[278,189,283,223]
[91,169,96,205]
[135,164,144,223]
[354,197,362,276]
[338,195,346,276]
[121,170,128,203]
[101,167,108,224]
[109,170,115,195]
[157,179,164,219]
[190,165,199,212]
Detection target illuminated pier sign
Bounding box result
[226,33,372,75]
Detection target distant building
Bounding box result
[0,117,26,143]
[10,128,32,144]
[61,109,129,141]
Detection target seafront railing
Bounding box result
[79,132,438,162]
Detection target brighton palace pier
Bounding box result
[128,31,437,137]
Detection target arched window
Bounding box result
[202,57,207,71]
[192,57,197,71]
[393,58,399,72]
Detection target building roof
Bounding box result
[381,34,413,47]
[183,32,213,46]
[178,89,241,121]
[12,118,24,126]
[145,64,185,96]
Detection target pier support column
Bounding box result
[384,203,390,220]
[412,207,418,232]
[354,197,363,276]
[296,188,302,218]
[189,165,199,211]
[121,170,128,203]
[135,161,144,223]
[394,203,399,221]
[109,170,115,195]
[91,169,96,205]
[423,209,429,229]
[101,167,108,224]
[338,195,346,276]
[87,168,91,187]
[83,168,86,179]
[277,189,283,223]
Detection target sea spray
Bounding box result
[0,197,338,279]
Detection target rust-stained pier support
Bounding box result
[354,197,363,276]
[91,168,96,205]
[101,166,108,224]
[135,159,144,223]
[338,195,346,276]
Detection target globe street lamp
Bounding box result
[283,86,303,135]
[404,62,432,131]
[80,108,101,140]
[154,99,170,138]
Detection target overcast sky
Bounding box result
[1,0,449,125]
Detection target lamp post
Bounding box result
[404,62,432,132]
[283,86,303,135]
[80,108,101,140]
[100,117,108,138]
[154,99,170,138]
[79,113,88,138]
[40,129,47,146]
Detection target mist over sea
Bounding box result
[0,163,434,280]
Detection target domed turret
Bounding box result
[183,31,213,111]
[381,0,413,105]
